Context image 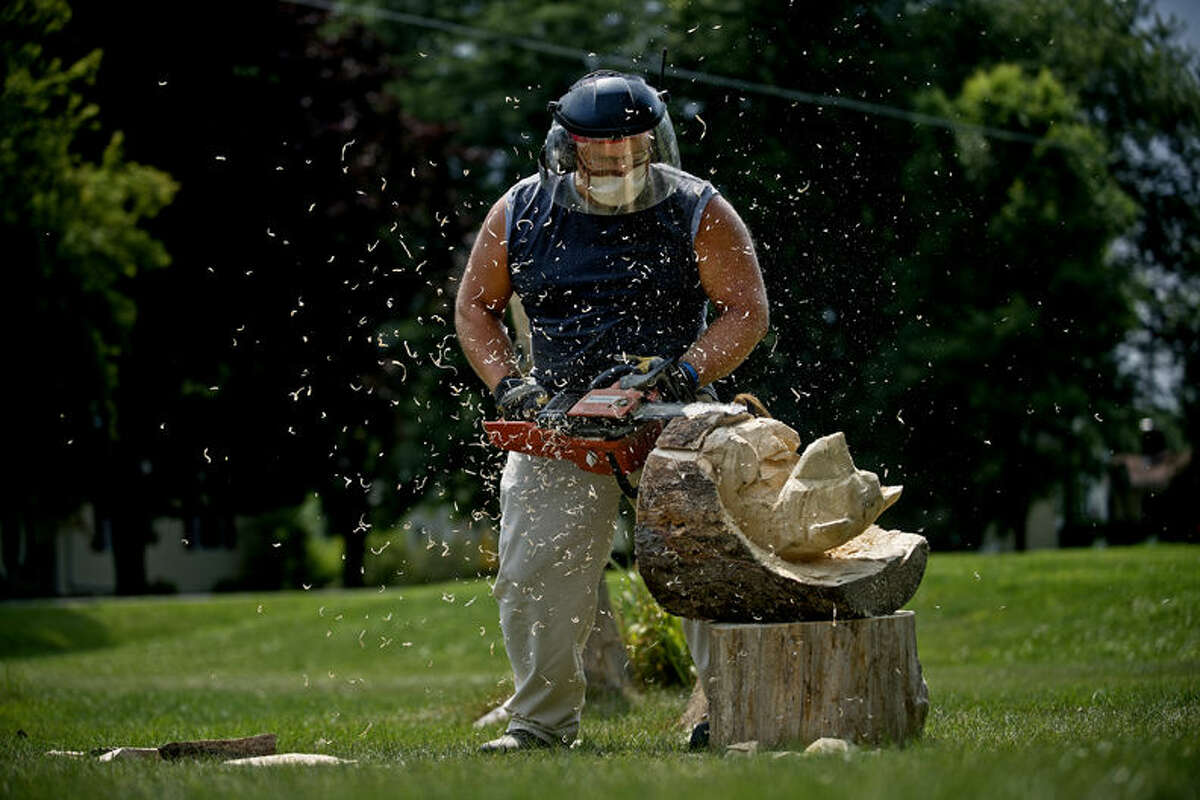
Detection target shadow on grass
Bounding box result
[584,686,637,719]
[465,685,639,736]
[0,606,112,659]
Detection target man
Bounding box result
[455,70,768,751]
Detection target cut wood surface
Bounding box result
[97,747,160,762]
[706,612,928,749]
[702,423,902,559]
[636,412,928,622]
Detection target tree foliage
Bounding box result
[876,64,1137,547]
[42,1,496,588]
[2,0,177,594]
[7,0,1198,598]
[351,0,1197,547]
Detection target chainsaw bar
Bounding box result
[630,401,750,420]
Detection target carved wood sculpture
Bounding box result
[635,411,928,622]
[635,411,930,748]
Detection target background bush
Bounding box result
[613,568,693,687]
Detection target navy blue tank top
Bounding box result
[505,167,716,391]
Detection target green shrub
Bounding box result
[215,496,336,591]
[306,529,344,586]
[612,568,694,687]
[359,508,499,587]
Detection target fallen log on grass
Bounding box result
[158,733,277,760]
[50,733,280,762]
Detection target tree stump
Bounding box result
[706,612,928,749]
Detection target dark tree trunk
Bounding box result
[0,509,56,597]
[1012,506,1029,552]
[112,507,150,595]
[109,453,151,595]
[343,527,365,588]
[324,488,365,588]
[1061,474,1078,533]
[1,508,22,590]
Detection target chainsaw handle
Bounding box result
[606,453,639,500]
[587,363,638,390]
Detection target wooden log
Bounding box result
[158,733,277,760]
[705,612,928,749]
[635,413,928,622]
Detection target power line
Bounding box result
[282,0,1052,146]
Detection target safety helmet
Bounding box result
[539,71,682,215]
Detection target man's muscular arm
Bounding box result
[455,197,520,392]
[684,194,770,385]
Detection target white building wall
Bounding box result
[144,516,244,594]
[980,495,1061,552]
[1024,496,1060,550]
[54,506,116,595]
[55,504,246,595]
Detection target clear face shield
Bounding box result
[538,113,681,215]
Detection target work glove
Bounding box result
[618,356,700,402]
[493,375,549,420]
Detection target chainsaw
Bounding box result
[483,380,747,498]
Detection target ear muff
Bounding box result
[540,122,576,175]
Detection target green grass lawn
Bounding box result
[1,544,1197,799]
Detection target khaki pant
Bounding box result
[493,451,710,744]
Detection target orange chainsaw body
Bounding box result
[483,385,663,475]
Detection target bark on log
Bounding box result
[635,413,928,622]
[158,733,277,760]
[705,612,928,749]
